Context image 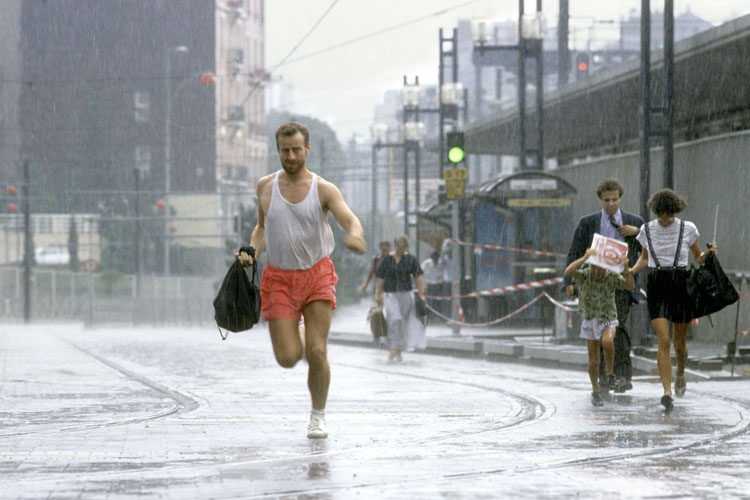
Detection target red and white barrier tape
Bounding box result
[451,238,566,258]
[739,290,750,300]
[425,292,545,327]
[737,330,750,336]
[425,277,564,301]
[542,291,577,312]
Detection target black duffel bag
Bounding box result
[686,249,738,320]
[213,247,261,339]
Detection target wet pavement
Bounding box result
[1,314,749,499]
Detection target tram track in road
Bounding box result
[0,341,552,494]
[0,342,199,438]
[243,347,750,499]
[5,338,748,498]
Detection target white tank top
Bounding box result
[265,172,335,270]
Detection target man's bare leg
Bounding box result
[302,300,333,410]
[268,319,304,368]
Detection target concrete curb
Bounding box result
[329,330,740,381]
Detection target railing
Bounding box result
[0,267,217,325]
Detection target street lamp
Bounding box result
[400,78,427,241]
[369,123,389,255]
[163,45,188,276]
[440,82,463,121]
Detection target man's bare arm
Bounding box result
[237,177,271,267]
[320,179,367,254]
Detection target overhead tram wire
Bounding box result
[240,0,340,106]
[242,0,485,106]
[281,0,486,66]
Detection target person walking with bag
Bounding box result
[237,122,366,438]
[375,234,426,362]
[631,188,716,412]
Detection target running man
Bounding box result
[237,122,366,439]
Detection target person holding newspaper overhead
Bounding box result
[631,188,717,413]
[564,178,644,393]
[566,246,635,406]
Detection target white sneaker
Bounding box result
[307,415,328,439]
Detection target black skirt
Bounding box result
[646,267,692,323]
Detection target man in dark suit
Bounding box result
[565,178,644,393]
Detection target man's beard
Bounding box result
[281,160,304,175]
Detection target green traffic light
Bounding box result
[448,146,465,163]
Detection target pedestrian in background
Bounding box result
[361,240,391,294]
[631,188,716,412]
[565,247,635,406]
[375,234,426,362]
[564,178,644,393]
[237,121,366,439]
[421,250,445,322]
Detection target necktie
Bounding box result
[609,215,620,229]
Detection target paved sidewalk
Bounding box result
[330,299,750,382]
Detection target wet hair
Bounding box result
[275,122,310,147]
[379,240,391,247]
[394,234,409,248]
[647,188,687,215]
[596,178,624,199]
[431,251,440,261]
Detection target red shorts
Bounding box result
[260,257,338,321]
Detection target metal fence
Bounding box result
[0,267,217,325]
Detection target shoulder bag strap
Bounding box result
[673,220,684,268]
[644,222,661,268]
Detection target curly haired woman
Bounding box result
[631,189,716,412]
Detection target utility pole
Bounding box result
[22,160,31,323]
[639,0,675,217]
[535,0,545,171]
[663,0,675,189]
[558,0,570,87]
[518,0,527,171]
[639,0,651,221]
[134,168,143,299]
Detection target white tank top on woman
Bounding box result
[265,172,335,270]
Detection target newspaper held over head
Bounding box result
[585,233,628,274]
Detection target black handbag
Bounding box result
[686,249,738,320]
[414,290,428,320]
[213,247,261,339]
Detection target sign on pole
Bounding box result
[83,258,99,273]
[444,168,467,200]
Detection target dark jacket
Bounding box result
[564,210,645,303]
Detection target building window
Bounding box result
[134,90,150,122]
[222,164,233,179]
[135,145,151,174]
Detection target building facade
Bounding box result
[0,0,266,273]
